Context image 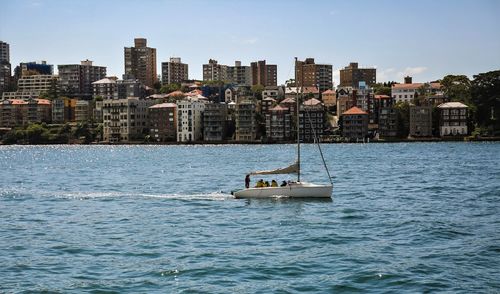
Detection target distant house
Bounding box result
[392,82,443,104]
[437,102,468,136]
[341,106,368,141]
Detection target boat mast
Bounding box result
[295,57,300,182]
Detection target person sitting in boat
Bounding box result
[280,180,287,187]
[245,174,250,188]
[271,180,278,187]
[255,179,264,188]
[264,181,270,187]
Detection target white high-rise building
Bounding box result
[176,99,206,142]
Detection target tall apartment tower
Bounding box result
[251,60,277,87]
[295,58,333,92]
[58,60,106,99]
[161,57,188,85]
[339,62,376,88]
[0,41,11,95]
[203,59,228,82]
[124,38,157,88]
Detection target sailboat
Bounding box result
[232,58,333,199]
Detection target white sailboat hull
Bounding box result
[233,182,332,199]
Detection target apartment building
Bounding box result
[149,102,177,142]
[251,60,277,86]
[161,57,188,85]
[203,102,227,141]
[409,105,433,137]
[300,98,324,142]
[124,38,157,88]
[58,60,106,99]
[235,100,256,141]
[176,99,205,142]
[0,98,51,127]
[266,105,292,141]
[339,62,376,88]
[295,58,333,92]
[341,106,368,141]
[102,97,154,142]
[437,102,468,136]
[92,77,117,99]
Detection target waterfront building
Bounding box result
[295,58,333,92]
[203,102,228,141]
[58,60,106,99]
[124,38,157,88]
[409,105,433,137]
[322,89,336,110]
[0,98,51,127]
[92,77,117,99]
[375,95,397,138]
[235,100,257,141]
[0,41,11,96]
[93,100,103,123]
[161,57,188,85]
[391,79,443,104]
[149,102,177,142]
[203,59,229,82]
[300,98,324,142]
[266,105,292,141]
[355,85,375,123]
[75,100,90,123]
[102,97,154,142]
[437,102,468,136]
[341,106,368,141]
[52,97,77,123]
[176,99,205,142]
[251,60,277,87]
[339,62,376,88]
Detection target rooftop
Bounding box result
[437,102,468,109]
[150,102,177,109]
[343,106,368,115]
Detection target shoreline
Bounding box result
[1,137,499,146]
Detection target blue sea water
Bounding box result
[0,142,499,293]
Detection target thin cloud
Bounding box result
[241,38,258,45]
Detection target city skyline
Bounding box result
[2,0,500,84]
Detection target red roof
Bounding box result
[270,105,289,111]
[322,89,335,94]
[166,90,185,97]
[342,106,367,115]
[281,97,296,104]
[303,98,322,106]
[374,95,391,99]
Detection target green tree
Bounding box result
[394,102,410,138]
[441,75,471,103]
[25,123,50,144]
[160,83,181,94]
[470,70,500,135]
[372,83,392,96]
[251,84,265,100]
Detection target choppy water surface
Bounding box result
[1,143,499,293]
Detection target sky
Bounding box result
[1,0,500,85]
